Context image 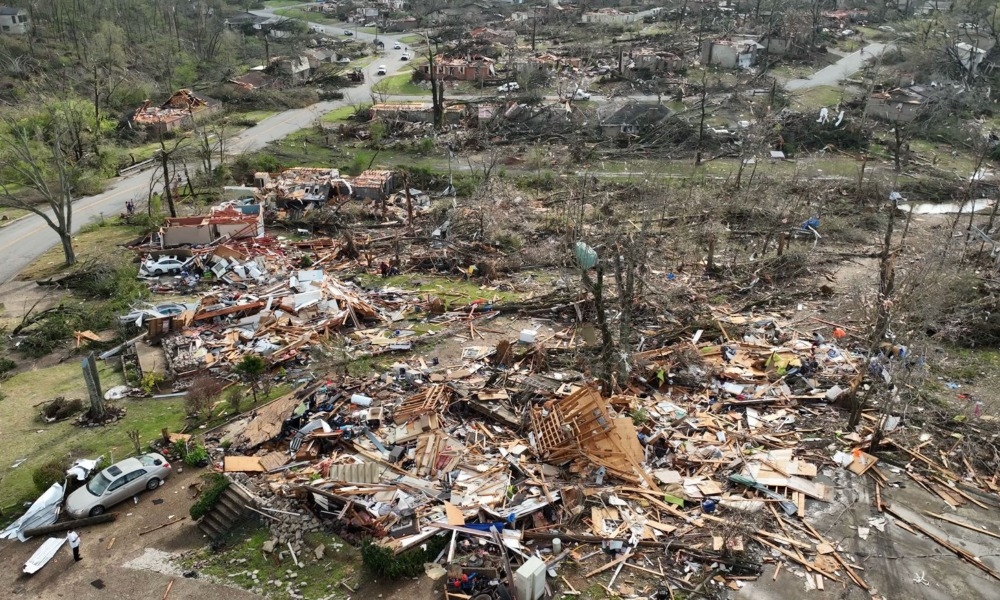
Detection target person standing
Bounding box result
[67,531,81,561]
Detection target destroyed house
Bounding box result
[131,89,221,135]
[223,12,270,31]
[229,69,274,91]
[352,169,397,200]
[701,39,763,69]
[469,26,516,45]
[261,167,351,209]
[629,48,686,72]
[270,55,319,84]
[421,55,496,82]
[581,7,663,24]
[865,85,934,123]
[513,52,582,76]
[370,102,465,125]
[0,6,29,34]
[159,205,264,248]
[600,101,673,137]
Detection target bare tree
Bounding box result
[0,117,78,265]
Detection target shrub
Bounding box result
[225,386,244,414]
[185,376,226,418]
[183,444,210,467]
[361,534,449,579]
[32,458,69,493]
[190,473,230,520]
[0,357,16,377]
[140,372,165,395]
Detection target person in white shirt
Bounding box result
[67,531,81,561]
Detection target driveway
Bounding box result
[785,43,889,91]
[0,467,261,600]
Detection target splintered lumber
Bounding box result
[801,519,868,590]
[753,536,842,583]
[162,579,175,600]
[924,512,1000,541]
[885,506,1000,582]
[393,384,451,424]
[22,513,116,537]
[531,386,659,490]
[138,516,187,536]
[586,550,633,577]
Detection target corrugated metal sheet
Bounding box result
[326,462,379,484]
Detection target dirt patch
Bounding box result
[0,467,262,600]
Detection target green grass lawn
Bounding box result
[180,521,362,600]
[790,85,850,110]
[274,7,337,21]
[360,273,527,307]
[321,104,366,123]
[398,34,424,45]
[236,110,280,123]
[263,0,305,7]
[0,207,29,224]
[0,362,187,513]
[372,72,427,95]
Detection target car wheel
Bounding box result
[146,478,161,491]
[89,505,105,517]
[153,269,163,276]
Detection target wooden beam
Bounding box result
[886,507,1000,582]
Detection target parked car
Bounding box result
[140,256,192,276]
[65,453,172,518]
[399,53,410,61]
[393,42,401,49]
[572,89,591,101]
[338,56,352,64]
[310,24,323,33]
[497,81,520,93]
[343,30,353,36]
[376,65,387,75]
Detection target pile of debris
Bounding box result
[204,310,936,597]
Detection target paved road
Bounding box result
[785,43,888,91]
[0,9,880,284]
[0,21,410,285]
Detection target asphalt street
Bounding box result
[0,20,410,284]
[0,10,886,284]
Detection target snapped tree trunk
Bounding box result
[582,264,616,393]
[60,232,76,266]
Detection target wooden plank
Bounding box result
[444,502,465,526]
[785,476,831,502]
[885,506,1000,582]
[585,551,632,578]
[223,456,264,472]
[848,451,879,475]
[924,512,1000,541]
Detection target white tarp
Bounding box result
[66,458,101,481]
[23,537,67,574]
[0,482,65,542]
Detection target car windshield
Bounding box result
[86,472,113,495]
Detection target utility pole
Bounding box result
[531,5,538,51]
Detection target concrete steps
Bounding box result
[197,480,257,540]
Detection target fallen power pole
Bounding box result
[22,513,116,537]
